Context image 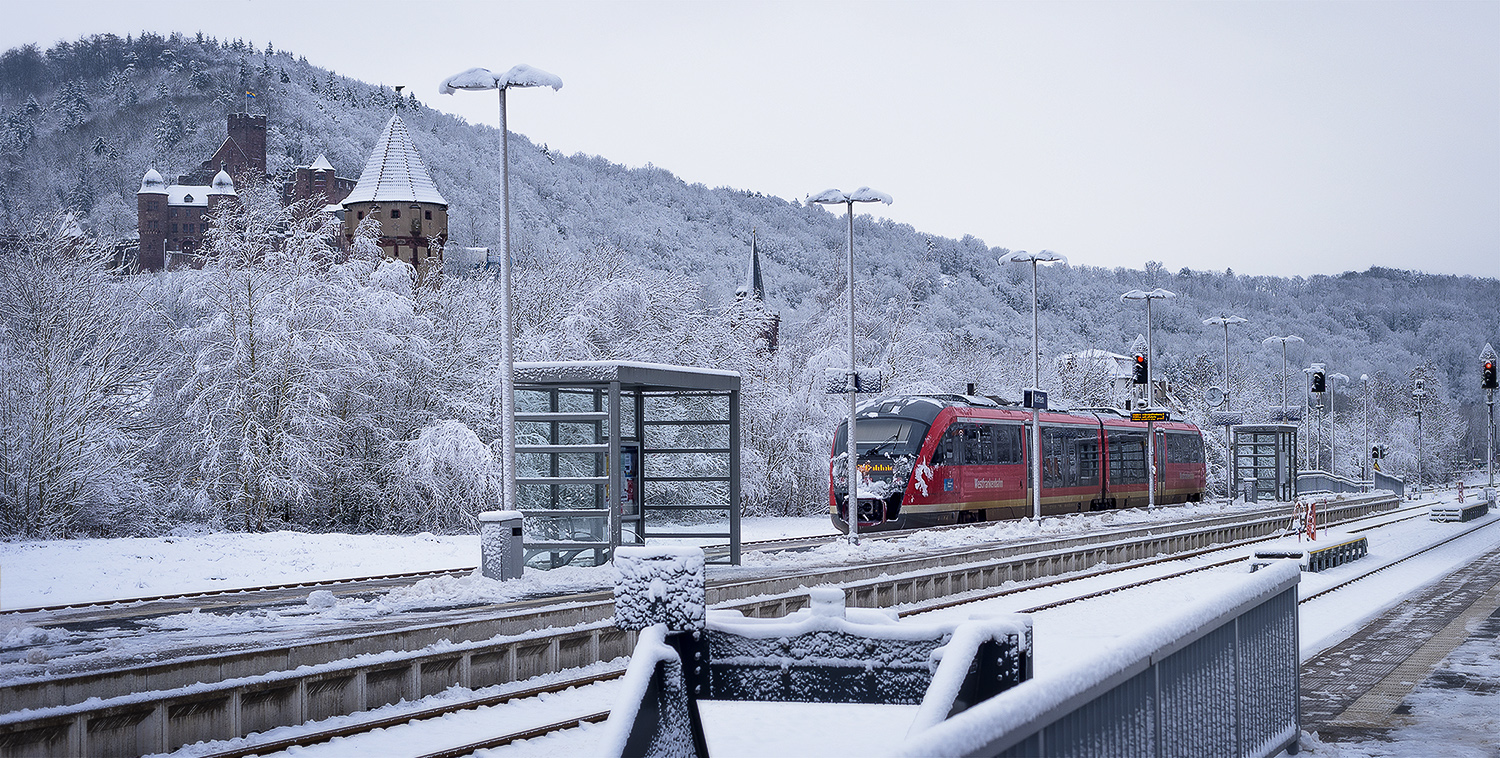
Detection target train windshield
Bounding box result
[834,418,928,458]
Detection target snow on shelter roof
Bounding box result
[514,360,740,391]
[343,114,448,207]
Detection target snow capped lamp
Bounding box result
[808,187,892,547]
[440,65,561,518]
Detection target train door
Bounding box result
[1155,427,1167,505]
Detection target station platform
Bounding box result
[1300,542,1500,749]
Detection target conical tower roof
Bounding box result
[344,114,448,206]
[735,231,766,302]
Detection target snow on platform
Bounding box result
[698,700,919,758]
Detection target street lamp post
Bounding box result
[1361,374,1371,487]
[1414,378,1426,496]
[1328,373,1349,477]
[441,65,562,519]
[1121,288,1176,509]
[1262,336,1305,421]
[1001,250,1067,520]
[1204,314,1247,498]
[809,187,892,546]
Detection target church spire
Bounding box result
[736,229,765,303]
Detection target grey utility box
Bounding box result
[479,510,525,580]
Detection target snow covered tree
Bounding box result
[383,420,499,532]
[0,215,158,537]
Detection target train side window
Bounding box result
[973,425,997,465]
[1109,432,1148,484]
[1166,432,1205,464]
[996,426,1023,465]
[934,426,959,466]
[1076,433,1100,487]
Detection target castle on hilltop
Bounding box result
[136,111,448,271]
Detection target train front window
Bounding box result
[834,419,928,458]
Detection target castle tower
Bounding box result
[180,114,267,186]
[207,167,238,212]
[225,113,267,176]
[342,114,449,267]
[136,168,168,271]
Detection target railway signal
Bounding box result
[1132,354,1148,385]
[1484,360,1496,390]
[1310,368,1326,393]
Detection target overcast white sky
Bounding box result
[11,1,1499,277]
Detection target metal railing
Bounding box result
[896,561,1302,758]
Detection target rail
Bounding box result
[0,494,1399,757]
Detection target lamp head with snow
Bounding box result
[998,250,1067,266]
[1202,314,1248,327]
[807,187,893,206]
[439,65,563,95]
[1120,287,1177,303]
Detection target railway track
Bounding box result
[0,494,1408,757]
[4,499,1325,620]
[183,496,1440,757]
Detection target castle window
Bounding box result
[390,209,401,219]
[148,220,158,230]
[187,223,196,233]
[172,223,178,233]
[425,210,432,220]
[170,208,178,218]
[184,194,194,203]
[357,212,364,220]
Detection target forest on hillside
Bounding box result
[1,33,1496,538]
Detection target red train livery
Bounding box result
[829,394,1207,533]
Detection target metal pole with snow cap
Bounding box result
[1327,373,1349,476]
[1122,288,1175,510]
[809,188,891,545]
[1204,314,1247,498]
[440,66,562,519]
[1262,335,1304,423]
[1000,250,1067,520]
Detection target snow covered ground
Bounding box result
[6,490,1499,757]
[0,517,837,610]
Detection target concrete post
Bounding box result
[479,510,524,580]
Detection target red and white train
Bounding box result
[829,394,1207,532]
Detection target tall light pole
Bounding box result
[1327,373,1349,476]
[1204,314,1247,498]
[809,187,892,545]
[1361,374,1371,486]
[1122,288,1176,509]
[1262,336,1304,421]
[1413,377,1426,495]
[1001,250,1068,520]
[441,65,562,517]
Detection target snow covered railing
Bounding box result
[1254,535,1368,573]
[894,561,1302,758]
[602,547,1032,758]
[1295,469,1364,495]
[1430,501,1489,523]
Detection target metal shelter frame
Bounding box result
[1232,424,1299,502]
[512,361,741,567]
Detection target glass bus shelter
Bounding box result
[1231,424,1298,502]
[513,361,742,568]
